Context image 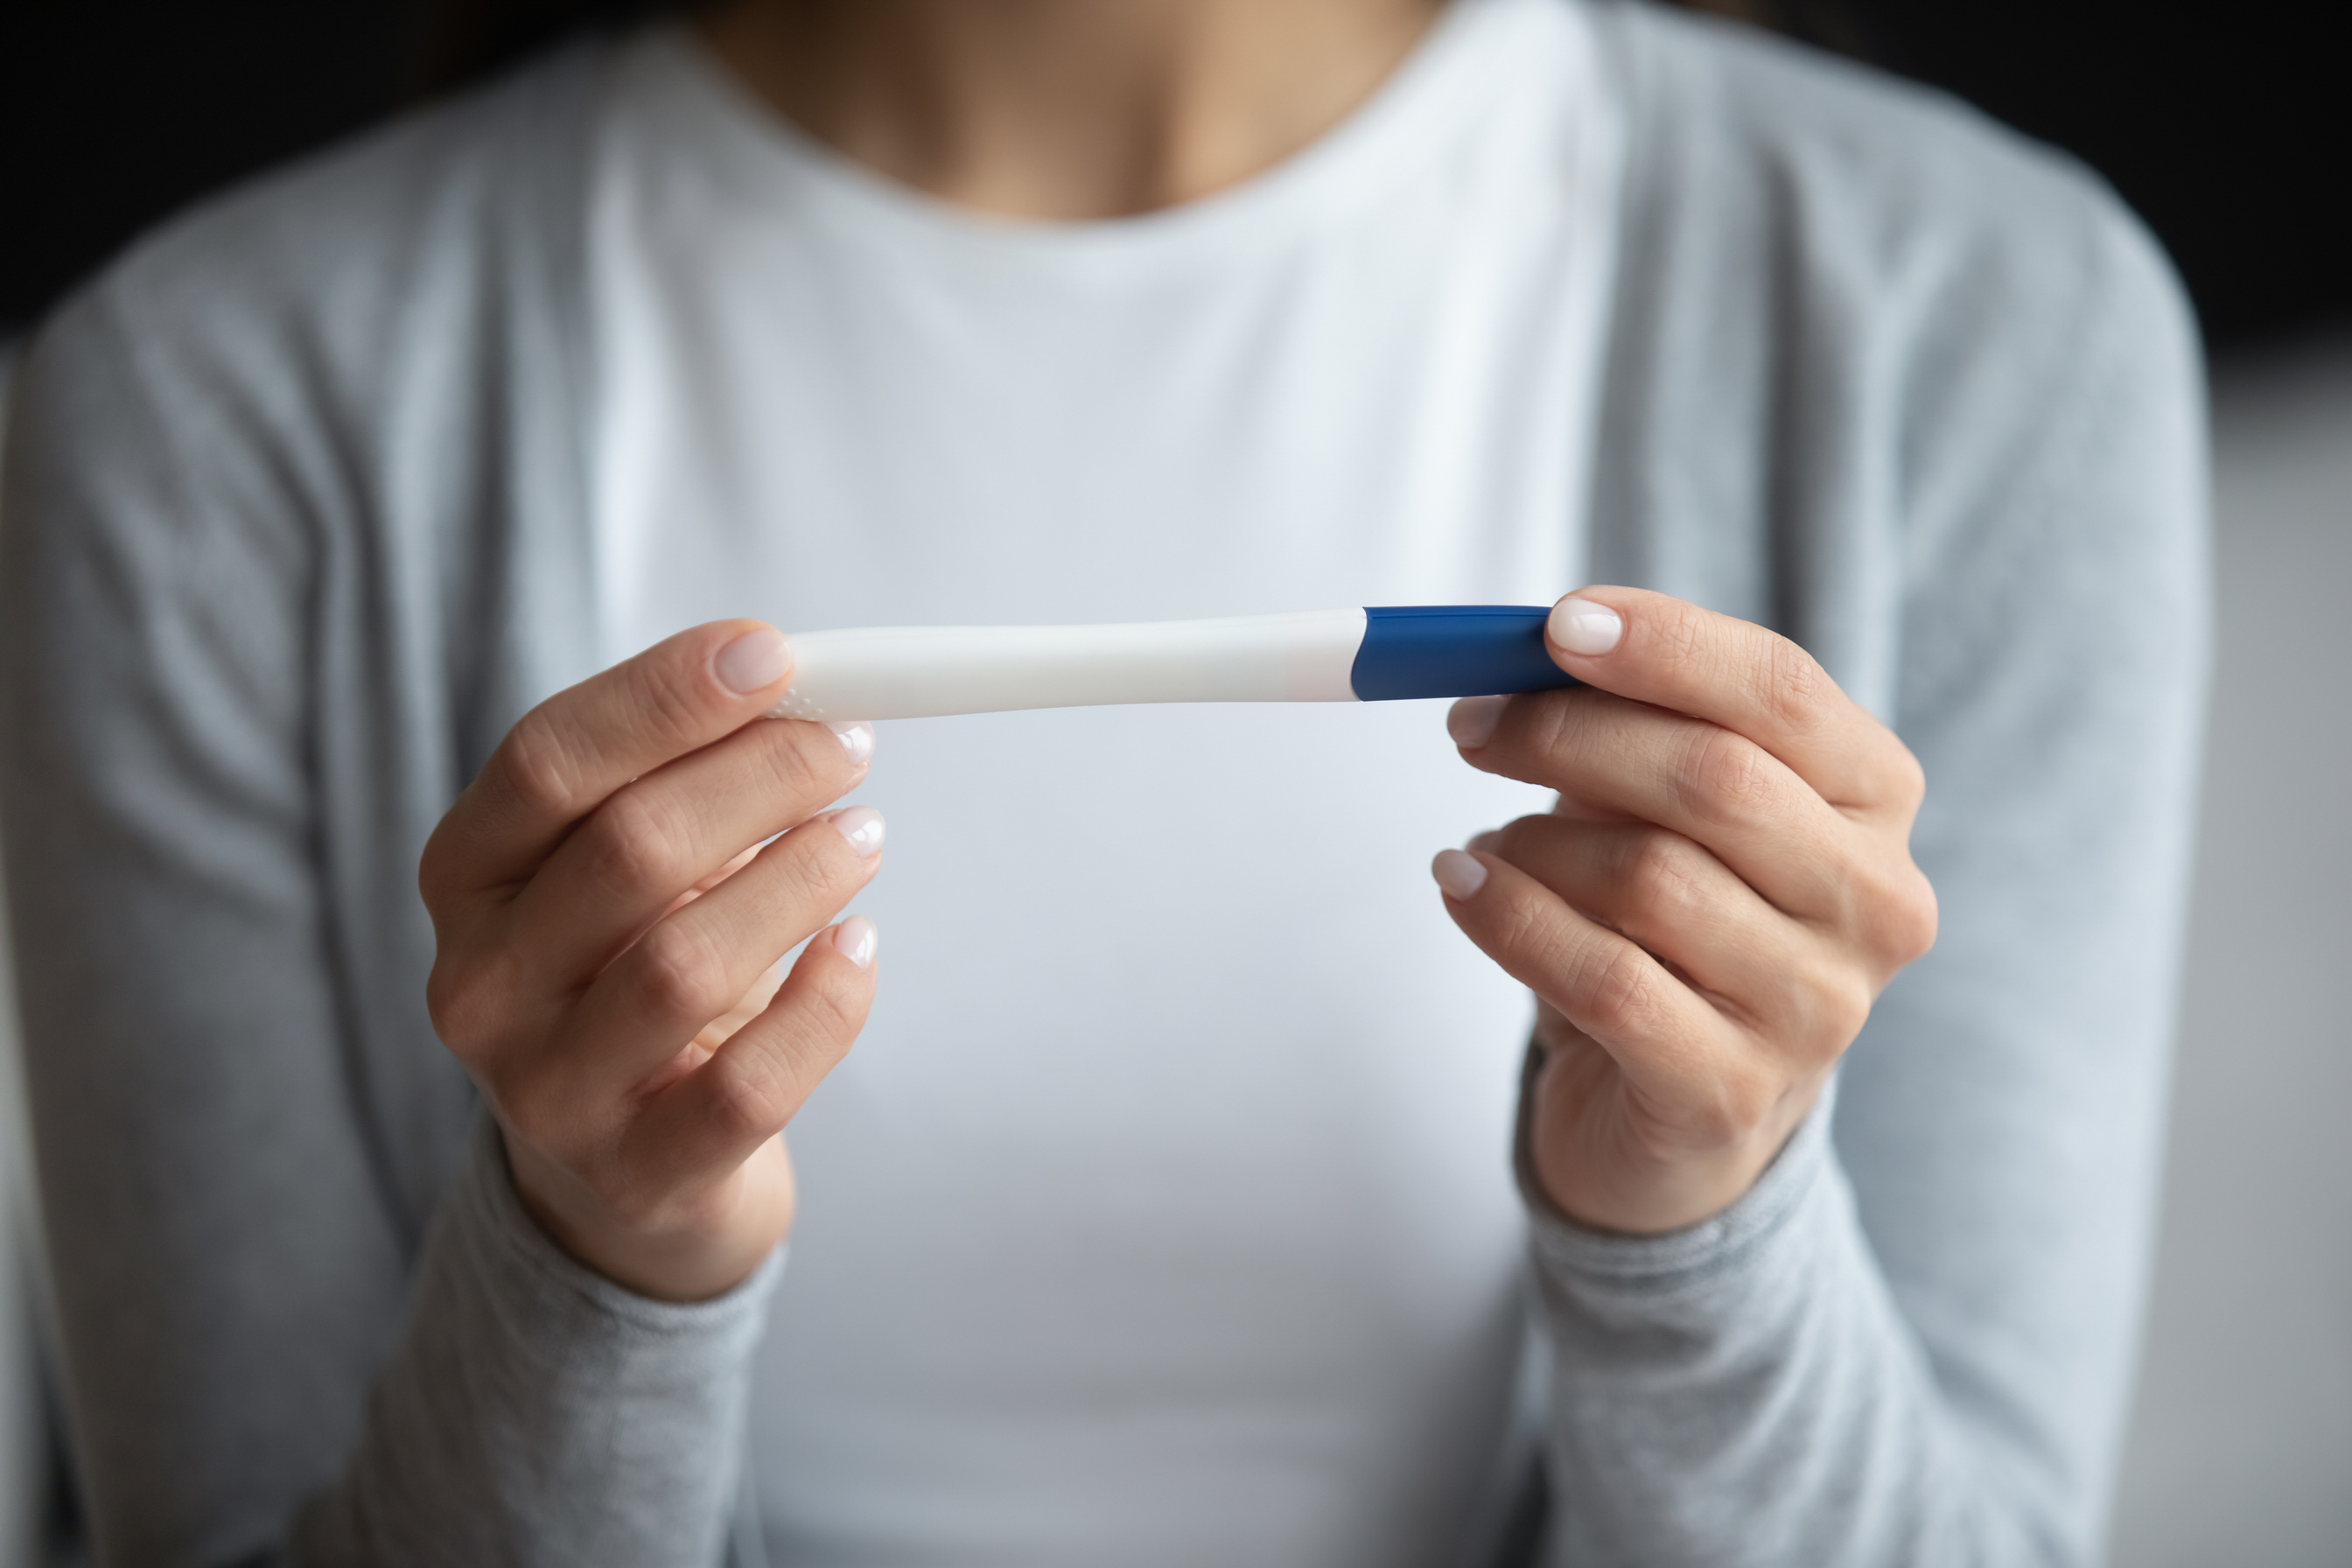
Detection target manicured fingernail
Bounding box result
[828,721,874,763]
[716,627,793,693]
[1548,597,1623,657]
[1432,848,1488,900]
[828,805,886,857]
[831,915,878,969]
[1466,830,1502,855]
[1447,695,1509,749]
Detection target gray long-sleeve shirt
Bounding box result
[0,3,2207,1564]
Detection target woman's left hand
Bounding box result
[1436,588,1939,1235]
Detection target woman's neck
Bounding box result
[696,0,1446,220]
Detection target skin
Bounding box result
[420,4,1939,1304]
[1435,590,1938,1234]
[420,622,884,1300]
[698,0,1446,220]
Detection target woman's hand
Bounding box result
[1435,589,1938,1235]
[419,621,883,1300]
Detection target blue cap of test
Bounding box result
[1348,606,1578,702]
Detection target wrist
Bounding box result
[1533,1137,1779,1236]
[1526,1073,1826,1236]
[500,1130,790,1303]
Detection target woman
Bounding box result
[0,0,2205,1563]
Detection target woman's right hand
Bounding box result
[418,621,883,1301]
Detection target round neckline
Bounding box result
[637,0,1527,269]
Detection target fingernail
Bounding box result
[716,627,793,693]
[1447,695,1509,749]
[1548,597,1623,657]
[827,805,886,857]
[831,915,878,969]
[1432,848,1489,900]
[1466,830,1502,855]
[828,721,874,764]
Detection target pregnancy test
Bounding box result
[764,606,1575,722]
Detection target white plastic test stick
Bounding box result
[764,610,1366,722]
[763,606,1577,723]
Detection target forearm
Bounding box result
[290,1119,780,1568]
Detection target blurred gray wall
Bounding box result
[1,342,54,1567]
[0,861,42,1568]
[2110,337,2352,1567]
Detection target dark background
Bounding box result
[3,1,2348,354]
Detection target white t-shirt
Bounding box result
[588,3,1622,1560]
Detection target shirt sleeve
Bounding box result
[290,1119,780,1566]
[1523,192,2209,1564]
[2,278,776,1568]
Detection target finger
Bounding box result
[422,620,802,904]
[505,714,874,983]
[1458,686,1863,920]
[691,960,788,1054]
[1430,847,1759,1122]
[626,916,879,1190]
[673,843,765,911]
[1477,817,1868,1047]
[550,805,885,1101]
[1536,588,1920,810]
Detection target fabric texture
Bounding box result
[0,3,2206,1565]
[587,10,1620,1562]
[291,1119,781,1566]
